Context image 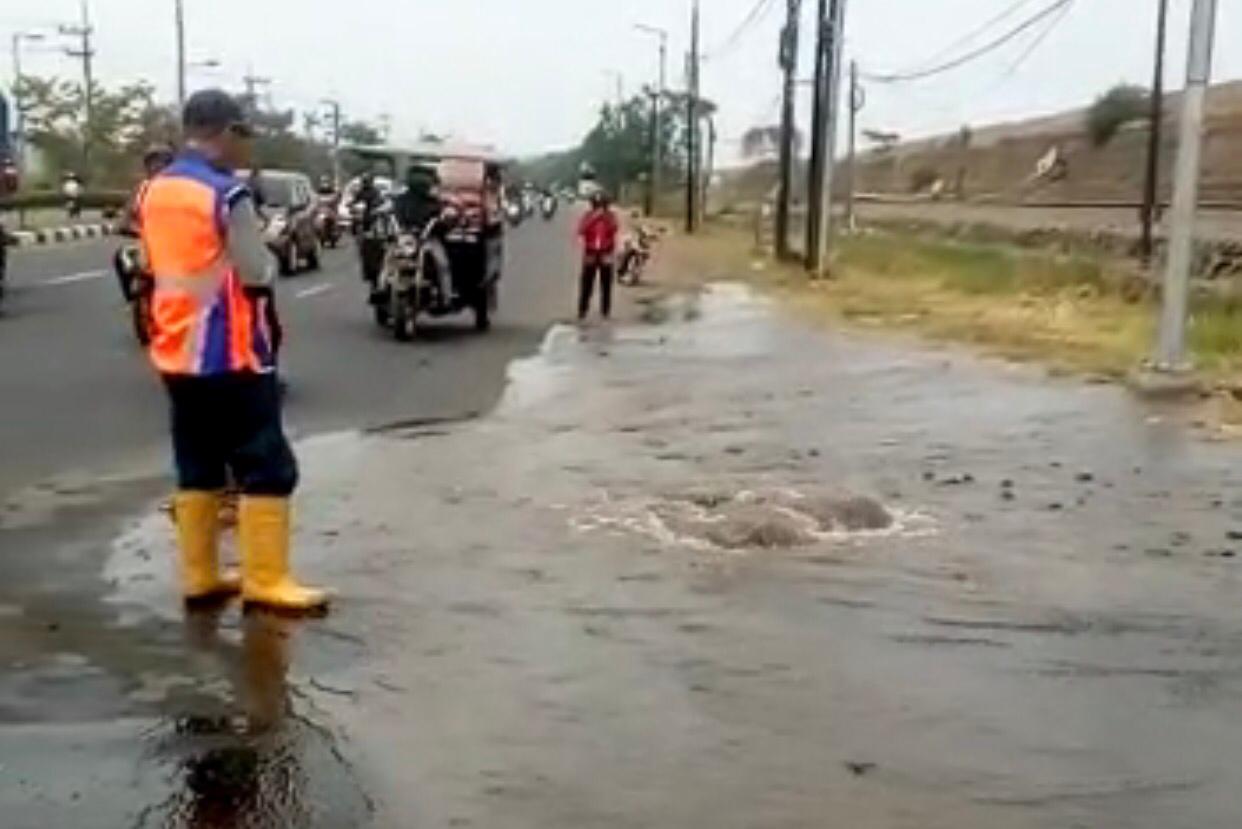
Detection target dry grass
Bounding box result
[661,224,1165,379]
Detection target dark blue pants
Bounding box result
[163,373,298,496]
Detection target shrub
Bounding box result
[1085,85,1150,147]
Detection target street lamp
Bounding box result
[10,31,47,176]
[634,23,669,215]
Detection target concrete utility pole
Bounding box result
[636,23,668,216]
[686,0,701,234]
[10,31,46,178]
[175,0,186,111]
[805,0,845,273]
[60,1,96,174]
[775,0,801,260]
[1139,0,1170,266]
[844,59,864,233]
[702,112,716,223]
[1155,0,1218,371]
[322,98,342,186]
[242,69,271,115]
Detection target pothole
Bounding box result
[573,484,931,553]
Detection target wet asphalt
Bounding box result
[0,217,577,501]
[5,237,1242,826]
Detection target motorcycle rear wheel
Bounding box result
[390,288,417,342]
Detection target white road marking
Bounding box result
[43,269,109,286]
[295,283,335,300]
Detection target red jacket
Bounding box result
[578,208,619,255]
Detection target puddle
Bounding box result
[571,484,935,553]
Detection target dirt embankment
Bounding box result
[855,81,1242,204]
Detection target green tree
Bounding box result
[16,75,176,187]
[1085,84,1149,147]
[339,120,383,146]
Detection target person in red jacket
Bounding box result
[576,190,620,320]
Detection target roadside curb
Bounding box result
[5,223,116,248]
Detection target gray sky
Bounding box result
[5,0,1241,164]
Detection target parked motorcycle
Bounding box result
[112,243,153,345]
[618,225,657,286]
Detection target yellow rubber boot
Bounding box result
[173,491,241,602]
[238,496,330,612]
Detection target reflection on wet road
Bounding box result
[8,282,1242,826]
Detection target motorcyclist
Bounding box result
[351,171,386,291]
[316,174,336,197]
[119,145,175,238]
[394,163,440,232]
[62,171,83,219]
[114,144,175,306]
[393,162,450,300]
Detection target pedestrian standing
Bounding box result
[576,191,619,320]
[138,89,328,612]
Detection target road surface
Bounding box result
[6,221,1242,828]
[0,218,577,503]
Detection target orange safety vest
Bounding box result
[139,150,274,376]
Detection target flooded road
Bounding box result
[5,283,1242,827]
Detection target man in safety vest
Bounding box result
[139,89,328,612]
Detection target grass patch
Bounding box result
[667,226,1161,379]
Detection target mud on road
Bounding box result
[5,283,1242,827]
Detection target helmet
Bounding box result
[142,144,174,174]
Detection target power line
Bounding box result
[706,0,778,58]
[1001,0,1072,77]
[862,0,1073,84]
[910,0,1042,72]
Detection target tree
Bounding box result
[340,120,383,146]
[1085,84,1149,147]
[16,75,179,187]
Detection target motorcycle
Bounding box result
[353,195,391,297]
[0,222,8,310]
[540,194,557,220]
[504,200,524,227]
[313,198,342,248]
[112,243,153,345]
[618,225,657,286]
[376,209,454,341]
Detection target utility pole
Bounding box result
[1140,0,1170,266]
[775,0,801,260]
[10,31,46,179]
[1155,0,1218,371]
[686,0,701,234]
[844,59,865,232]
[242,69,271,116]
[175,0,187,111]
[805,0,847,273]
[61,1,96,175]
[636,23,668,216]
[322,98,342,186]
[702,113,716,223]
[814,0,848,275]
